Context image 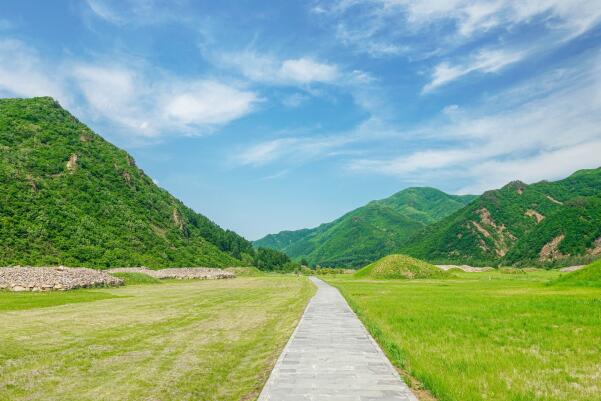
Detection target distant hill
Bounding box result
[254,188,476,267]
[0,97,254,268]
[400,168,601,266]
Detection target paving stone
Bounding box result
[257,277,418,401]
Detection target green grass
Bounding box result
[354,254,450,280]
[0,290,121,312]
[225,266,265,277]
[550,259,601,287]
[326,270,601,401]
[110,272,162,285]
[0,277,314,401]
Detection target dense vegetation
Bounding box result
[328,270,601,401]
[0,97,254,268]
[354,254,449,280]
[400,168,601,266]
[253,247,300,272]
[550,258,601,287]
[254,188,475,267]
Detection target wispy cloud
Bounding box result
[422,48,525,93]
[0,39,259,139]
[72,63,260,137]
[349,52,601,192]
[217,50,339,86]
[0,39,69,102]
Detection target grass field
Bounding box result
[0,277,314,401]
[326,270,601,401]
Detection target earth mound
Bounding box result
[0,267,123,291]
[355,254,450,280]
[549,259,601,287]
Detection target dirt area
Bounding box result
[559,265,585,272]
[0,266,122,291]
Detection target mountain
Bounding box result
[0,97,254,268]
[254,188,476,267]
[400,168,601,266]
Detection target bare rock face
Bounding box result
[0,267,123,292]
[107,267,235,280]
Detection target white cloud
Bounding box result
[280,58,339,83]
[0,38,259,139]
[0,39,69,102]
[349,53,601,192]
[234,132,358,167]
[422,48,525,93]
[313,0,601,60]
[86,0,123,23]
[217,51,339,85]
[162,81,258,126]
[71,63,259,137]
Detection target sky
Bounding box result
[1,0,601,239]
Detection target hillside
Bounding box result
[0,97,254,268]
[549,259,601,287]
[254,188,475,267]
[400,168,601,266]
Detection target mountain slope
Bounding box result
[0,97,254,268]
[254,188,475,267]
[400,168,601,266]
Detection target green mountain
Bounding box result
[400,168,601,266]
[254,188,476,267]
[0,97,254,268]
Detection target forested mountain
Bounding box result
[400,168,601,266]
[0,97,254,268]
[254,188,476,267]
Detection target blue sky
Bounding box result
[1,0,601,239]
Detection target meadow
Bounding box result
[326,270,601,401]
[0,277,314,401]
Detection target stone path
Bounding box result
[257,277,418,401]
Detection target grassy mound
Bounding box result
[354,254,450,280]
[110,272,161,285]
[549,259,601,287]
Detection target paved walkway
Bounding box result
[257,277,418,401]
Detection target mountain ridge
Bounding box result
[254,187,476,267]
[400,167,601,266]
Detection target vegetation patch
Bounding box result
[224,266,265,277]
[549,258,601,287]
[110,272,161,285]
[354,254,450,280]
[0,290,119,312]
[498,267,526,274]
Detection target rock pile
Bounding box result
[0,267,123,292]
[107,267,235,280]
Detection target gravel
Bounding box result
[0,266,123,292]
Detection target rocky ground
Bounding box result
[107,267,235,280]
[0,266,123,292]
[437,264,492,272]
